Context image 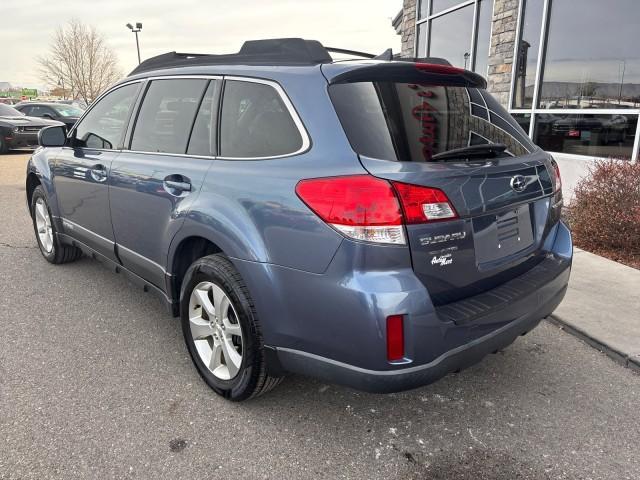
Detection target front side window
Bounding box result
[219,80,303,158]
[130,79,208,154]
[75,83,140,150]
[330,81,535,162]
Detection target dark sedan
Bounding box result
[0,104,64,153]
[13,102,84,131]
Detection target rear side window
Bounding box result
[329,82,535,161]
[131,79,208,154]
[220,80,303,158]
[75,83,140,150]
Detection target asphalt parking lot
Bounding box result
[1,152,639,480]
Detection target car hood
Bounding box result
[0,115,64,127]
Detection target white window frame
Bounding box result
[414,0,493,77]
[508,0,640,163]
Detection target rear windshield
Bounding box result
[329,82,536,161]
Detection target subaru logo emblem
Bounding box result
[510,175,527,192]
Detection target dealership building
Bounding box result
[393,0,640,196]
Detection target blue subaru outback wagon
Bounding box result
[27,39,572,401]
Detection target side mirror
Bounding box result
[38,125,67,147]
[42,113,54,119]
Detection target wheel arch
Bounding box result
[168,234,224,312]
[26,172,42,214]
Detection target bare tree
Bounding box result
[39,20,122,105]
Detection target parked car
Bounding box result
[13,102,84,131]
[0,98,19,105]
[551,114,628,143]
[27,38,572,401]
[0,104,64,153]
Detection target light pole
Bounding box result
[126,22,143,64]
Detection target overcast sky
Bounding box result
[1,0,402,89]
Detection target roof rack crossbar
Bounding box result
[325,47,376,59]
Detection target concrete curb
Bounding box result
[547,315,640,374]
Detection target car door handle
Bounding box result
[164,179,192,192]
[90,164,107,182]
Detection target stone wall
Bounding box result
[486,0,519,106]
[400,0,418,58]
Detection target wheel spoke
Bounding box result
[220,336,242,378]
[210,284,229,323]
[189,316,212,340]
[223,317,242,337]
[194,287,215,318]
[210,340,223,371]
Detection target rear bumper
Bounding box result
[235,221,572,393]
[274,274,567,393]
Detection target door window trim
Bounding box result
[118,74,311,160]
[66,79,145,153]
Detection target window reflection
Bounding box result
[474,0,492,77]
[431,0,466,15]
[511,113,531,135]
[428,4,474,68]
[418,0,429,20]
[417,23,428,57]
[534,114,637,159]
[513,0,544,108]
[539,0,640,109]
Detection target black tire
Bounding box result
[0,137,8,154]
[30,185,82,264]
[180,254,283,401]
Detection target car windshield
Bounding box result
[52,105,85,117]
[329,82,536,162]
[0,104,24,117]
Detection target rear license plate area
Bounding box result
[472,204,533,264]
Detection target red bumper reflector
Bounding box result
[386,315,405,361]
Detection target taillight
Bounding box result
[295,175,406,244]
[551,159,562,193]
[295,175,458,244]
[386,315,405,361]
[392,181,458,223]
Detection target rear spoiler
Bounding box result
[327,61,487,89]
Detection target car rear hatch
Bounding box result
[325,61,562,307]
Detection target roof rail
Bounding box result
[128,38,396,76]
[129,38,333,76]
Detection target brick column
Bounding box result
[486,0,520,107]
[400,0,418,57]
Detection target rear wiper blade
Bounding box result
[431,143,508,162]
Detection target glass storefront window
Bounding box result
[431,0,467,15]
[428,4,474,68]
[533,114,637,159]
[416,23,428,57]
[473,0,492,77]
[512,0,544,108]
[418,0,429,20]
[539,0,640,110]
[511,113,532,135]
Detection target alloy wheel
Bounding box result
[188,281,244,380]
[34,198,53,253]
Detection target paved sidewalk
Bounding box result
[550,247,640,371]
